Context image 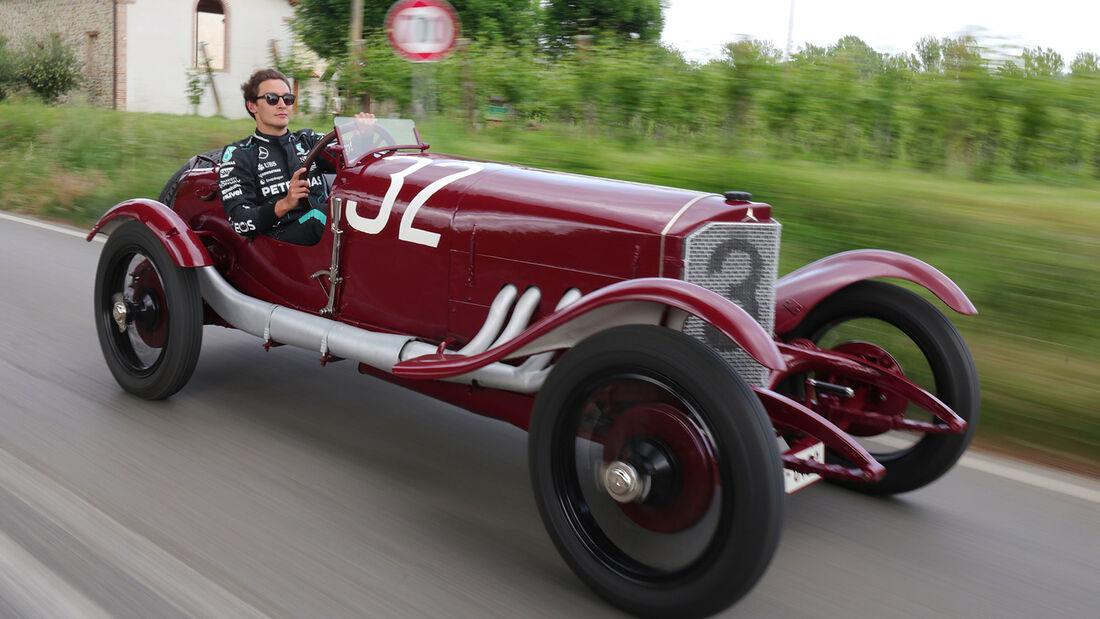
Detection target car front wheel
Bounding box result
[94,220,203,400]
[529,325,783,618]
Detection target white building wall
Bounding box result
[125,0,295,118]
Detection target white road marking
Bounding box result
[867,434,1100,505]
[0,527,113,619]
[958,454,1100,505]
[0,445,270,618]
[0,210,104,242]
[3,209,1098,505]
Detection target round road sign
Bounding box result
[385,0,461,63]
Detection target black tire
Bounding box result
[783,280,979,495]
[158,149,222,207]
[94,221,203,400]
[529,325,784,618]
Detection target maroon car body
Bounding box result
[89,118,979,617]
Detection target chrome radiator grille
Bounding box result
[681,222,782,386]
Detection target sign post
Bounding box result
[386,0,460,118]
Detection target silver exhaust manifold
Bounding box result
[197,266,578,393]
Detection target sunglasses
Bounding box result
[256,93,296,106]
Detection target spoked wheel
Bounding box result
[783,281,979,494]
[94,221,203,400]
[530,325,783,618]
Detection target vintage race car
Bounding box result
[88,118,979,618]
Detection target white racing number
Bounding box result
[342,156,482,248]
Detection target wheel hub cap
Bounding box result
[601,461,647,503]
[127,258,168,348]
[111,293,128,332]
[602,403,716,533]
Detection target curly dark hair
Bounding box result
[241,68,291,118]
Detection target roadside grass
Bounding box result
[2,101,1097,472]
[0,101,254,222]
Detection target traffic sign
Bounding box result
[385,0,461,63]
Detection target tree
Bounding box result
[717,38,781,130]
[828,35,882,77]
[940,35,983,79]
[1021,47,1064,77]
[451,0,540,46]
[543,0,665,52]
[16,33,82,103]
[916,36,942,73]
[293,0,377,60]
[1069,52,1100,76]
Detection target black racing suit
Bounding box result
[218,128,332,245]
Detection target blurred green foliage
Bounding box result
[0,33,82,103]
[542,0,666,52]
[0,37,17,101]
[331,32,1100,184]
[291,0,541,59]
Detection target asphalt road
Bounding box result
[1,211,1098,618]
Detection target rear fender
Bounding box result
[392,277,784,379]
[774,249,975,334]
[86,199,212,267]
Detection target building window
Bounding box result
[195,0,227,71]
[85,31,99,78]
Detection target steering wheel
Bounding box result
[299,129,340,175]
[293,130,345,211]
[298,122,399,174]
[358,123,398,158]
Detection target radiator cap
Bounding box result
[724,191,752,202]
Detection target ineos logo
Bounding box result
[702,238,764,353]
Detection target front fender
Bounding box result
[86,199,212,267]
[774,249,976,334]
[392,277,784,379]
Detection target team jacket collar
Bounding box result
[252,129,293,145]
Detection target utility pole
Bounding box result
[786,0,796,61]
[348,0,370,112]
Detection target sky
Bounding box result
[662,0,1100,66]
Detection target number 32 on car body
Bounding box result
[340,156,482,248]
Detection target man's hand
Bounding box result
[274,168,310,217]
[352,112,376,133]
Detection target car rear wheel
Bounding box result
[94,221,203,400]
[529,325,783,618]
[783,281,979,494]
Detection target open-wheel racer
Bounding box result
[89,117,978,618]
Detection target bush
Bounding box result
[0,36,17,101]
[16,33,82,103]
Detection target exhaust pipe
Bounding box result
[196,267,575,393]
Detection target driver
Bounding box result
[218,68,371,245]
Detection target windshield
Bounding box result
[334,117,424,167]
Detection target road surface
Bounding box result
[1,211,1097,618]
